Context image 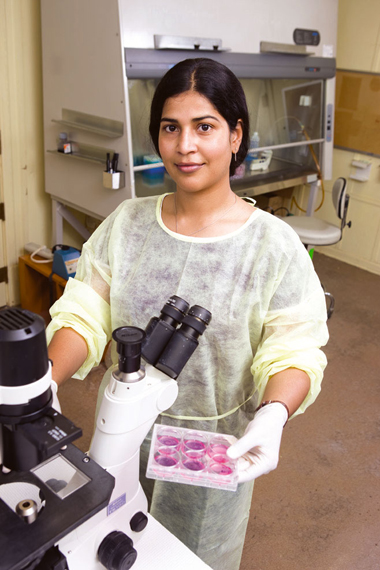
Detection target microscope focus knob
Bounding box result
[130,511,148,533]
[98,530,137,570]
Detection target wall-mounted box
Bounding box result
[103,171,125,190]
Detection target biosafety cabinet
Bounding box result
[40,0,337,240]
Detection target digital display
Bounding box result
[294,29,320,46]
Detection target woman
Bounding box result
[47,58,328,570]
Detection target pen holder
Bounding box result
[103,170,125,190]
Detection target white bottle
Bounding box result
[57,132,72,154]
[250,131,260,159]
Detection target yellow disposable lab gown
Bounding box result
[47,194,328,569]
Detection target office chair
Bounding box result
[280,177,351,319]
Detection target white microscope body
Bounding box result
[58,362,179,569]
[0,298,211,570]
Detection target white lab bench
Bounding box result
[134,514,211,569]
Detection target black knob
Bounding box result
[130,511,148,533]
[98,531,137,570]
[112,327,146,374]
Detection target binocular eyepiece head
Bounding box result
[113,296,211,380]
[141,296,212,379]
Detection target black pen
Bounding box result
[106,152,111,173]
[112,153,119,173]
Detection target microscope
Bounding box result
[0,297,211,570]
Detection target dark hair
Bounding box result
[149,58,250,176]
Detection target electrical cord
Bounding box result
[267,115,325,214]
[30,246,53,264]
[285,116,325,213]
[273,206,290,216]
[290,124,325,213]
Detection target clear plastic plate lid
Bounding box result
[146,424,239,492]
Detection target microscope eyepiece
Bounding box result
[112,327,146,374]
[165,295,190,316]
[182,305,212,335]
[112,327,146,351]
[141,295,189,365]
[187,305,212,324]
[155,304,212,379]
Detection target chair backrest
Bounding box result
[332,176,352,233]
[332,177,347,219]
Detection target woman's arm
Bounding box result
[261,367,311,418]
[48,328,89,387]
[227,369,312,482]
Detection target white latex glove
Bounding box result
[50,380,62,413]
[227,402,288,483]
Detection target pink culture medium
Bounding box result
[209,463,234,476]
[183,459,205,471]
[184,439,206,451]
[157,435,180,447]
[154,454,178,468]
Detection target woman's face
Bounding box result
[158,90,242,195]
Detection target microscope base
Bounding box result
[133,514,212,569]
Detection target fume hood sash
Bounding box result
[124,49,336,80]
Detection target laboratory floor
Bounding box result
[58,252,380,570]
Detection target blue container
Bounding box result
[52,247,80,280]
[142,154,166,186]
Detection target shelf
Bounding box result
[19,254,67,319]
[133,162,165,172]
[231,158,318,195]
[47,150,105,164]
[52,108,124,138]
[47,139,114,165]
[52,119,123,139]
[350,159,372,182]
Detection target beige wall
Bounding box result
[0,0,86,305]
[298,0,380,275]
[0,0,50,305]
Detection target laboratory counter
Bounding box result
[134,158,317,200]
[231,157,318,198]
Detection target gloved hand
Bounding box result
[50,380,62,413]
[227,402,288,483]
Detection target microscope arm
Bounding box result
[89,364,178,471]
